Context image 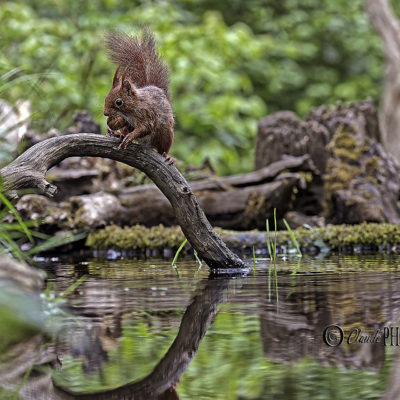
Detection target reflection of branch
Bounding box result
[0,133,245,270]
[53,279,229,399]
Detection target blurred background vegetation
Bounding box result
[0,0,398,174]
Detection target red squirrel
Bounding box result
[104,29,175,164]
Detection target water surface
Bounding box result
[2,254,400,399]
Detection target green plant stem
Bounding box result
[171,238,187,267]
[283,218,302,257]
[252,246,256,273]
[0,191,33,242]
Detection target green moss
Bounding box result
[323,126,381,221]
[86,223,400,253]
[365,156,380,175]
[279,223,400,250]
[332,129,358,150]
[298,171,313,183]
[324,160,362,195]
[86,225,185,250]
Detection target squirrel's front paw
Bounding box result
[107,128,122,137]
[118,135,133,149]
[162,152,176,165]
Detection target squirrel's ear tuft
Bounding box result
[112,66,122,88]
[123,79,135,96]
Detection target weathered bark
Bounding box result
[0,134,246,271]
[367,0,400,161]
[255,99,382,174]
[324,124,400,224]
[255,111,330,173]
[254,100,400,224]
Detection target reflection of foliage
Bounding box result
[51,308,391,398]
[53,316,180,394]
[180,309,390,399]
[0,0,389,174]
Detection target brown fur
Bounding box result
[104,29,174,161]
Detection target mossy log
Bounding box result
[0,133,246,271]
[86,222,400,255]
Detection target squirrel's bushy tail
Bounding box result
[105,28,170,95]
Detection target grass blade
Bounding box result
[171,238,187,267]
[60,275,87,298]
[265,219,272,261]
[252,246,256,273]
[193,249,202,268]
[0,192,33,243]
[28,231,87,254]
[273,208,279,311]
[283,218,302,257]
[273,208,277,263]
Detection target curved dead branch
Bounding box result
[0,133,246,271]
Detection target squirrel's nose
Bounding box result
[104,111,109,116]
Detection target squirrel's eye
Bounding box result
[115,98,123,107]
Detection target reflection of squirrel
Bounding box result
[104,29,175,164]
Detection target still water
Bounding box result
[2,254,400,399]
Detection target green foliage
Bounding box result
[0,183,87,262]
[0,283,43,354]
[0,188,38,263]
[0,0,387,174]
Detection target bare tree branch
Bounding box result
[0,133,247,271]
[367,0,400,62]
[367,0,400,161]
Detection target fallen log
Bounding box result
[119,155,315,229]
[0,133,246,271]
